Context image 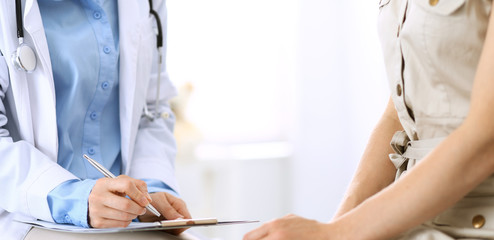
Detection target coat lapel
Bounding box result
[8,0,58,160]
[118,0,147,172]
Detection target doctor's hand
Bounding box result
[88,175,152,228]
[243,214,332,240]
[138,192,192,235]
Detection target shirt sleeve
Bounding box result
[47,179,97,228]
[142,178,179,197]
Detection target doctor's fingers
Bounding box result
[148,192,191,235]
[105,176,152,207]
[153,192,192,220]
[92,202,144,221]
[88,194,145,228]
[90,178,148,214]
[166,193,192,219]
[89,189,147,217]
[116,175,152,200]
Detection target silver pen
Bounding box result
[83,154,161,217]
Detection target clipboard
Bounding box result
[16,218,258,233]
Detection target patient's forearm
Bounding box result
[333,119,494,240]
[333,98,402,219]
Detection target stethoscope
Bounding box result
[142,0,168,121]
[12,0,166,120]
[12,0,36,72]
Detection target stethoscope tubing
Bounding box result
[16,0,24,39]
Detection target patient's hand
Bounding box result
[243,214,330,240]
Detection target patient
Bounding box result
[244,0,494,239]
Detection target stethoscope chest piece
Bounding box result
[12,43,36,72]
[13,0,37,73]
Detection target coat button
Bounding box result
[396,84,402,97]
[429,0,439,6]
[472,215,486,229]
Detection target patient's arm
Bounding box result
[333,97,402,219]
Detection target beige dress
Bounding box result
[379,0,494,239]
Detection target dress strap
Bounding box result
[389,131,445,179]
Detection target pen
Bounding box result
[83,154,161,217]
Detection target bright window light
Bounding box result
[167,0,298,144]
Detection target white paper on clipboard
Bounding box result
[16,218,258,233]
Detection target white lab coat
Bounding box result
[0,0,178,239]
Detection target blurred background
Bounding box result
[166,0,389,239]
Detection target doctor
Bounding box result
[0,0,191,239]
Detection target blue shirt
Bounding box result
[38,0,175,227]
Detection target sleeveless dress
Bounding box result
[378,0,494,238]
